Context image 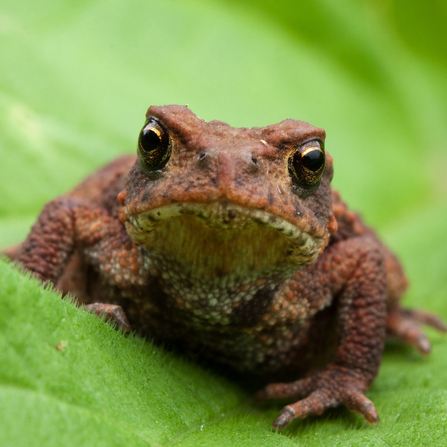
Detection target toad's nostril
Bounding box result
[251,155,259,165]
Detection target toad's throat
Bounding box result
[125,202,325,281]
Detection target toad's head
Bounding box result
[120,105,337,284]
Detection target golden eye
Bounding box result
[138,118,171,172]
[289,140,325,188]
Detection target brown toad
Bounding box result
[6,104,445,428]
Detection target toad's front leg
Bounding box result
[16,196,142,329]
[257,238,387,428]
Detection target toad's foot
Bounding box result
[386,307,446,355]
[255,366,378,429]
[85,303,132,333]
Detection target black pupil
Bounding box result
[301,149,324,172]
[141,128,161,152]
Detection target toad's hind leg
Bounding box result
[386,307,446,355]
[384,246,446,354]
[1,243,21,260]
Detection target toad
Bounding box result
[6,105,445,428]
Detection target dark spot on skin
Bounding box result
[214,268,226,278]
[23,245,34,254]
[268,191,275,206]
[252,217,264,225]
[234,176,244,190]
[296,234,306,246]
[269,215,278,223]
[230,285,277,327]
[184,181,195,192]
[157,212,161,216]
[179,208,195,215]
[209,175,219,188]
[197,151,212,171]
[150,279,188,316]
[292,200,303,218]
[228,210,236,219]
[146,214,156,222]
[287,249,293,256]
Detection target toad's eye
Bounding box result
[138,118,171,172]
[288,141,325,188]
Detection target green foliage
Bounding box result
[0,0,446,445]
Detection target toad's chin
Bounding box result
[123,201,328,282]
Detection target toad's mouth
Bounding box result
[124,201,327,281]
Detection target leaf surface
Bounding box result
[1,0,446,445]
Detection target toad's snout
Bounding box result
[194,141,277,193]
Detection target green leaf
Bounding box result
[1,0,446,445]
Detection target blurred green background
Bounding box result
[1,0,447,445]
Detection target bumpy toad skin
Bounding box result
[8,105,446,428]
